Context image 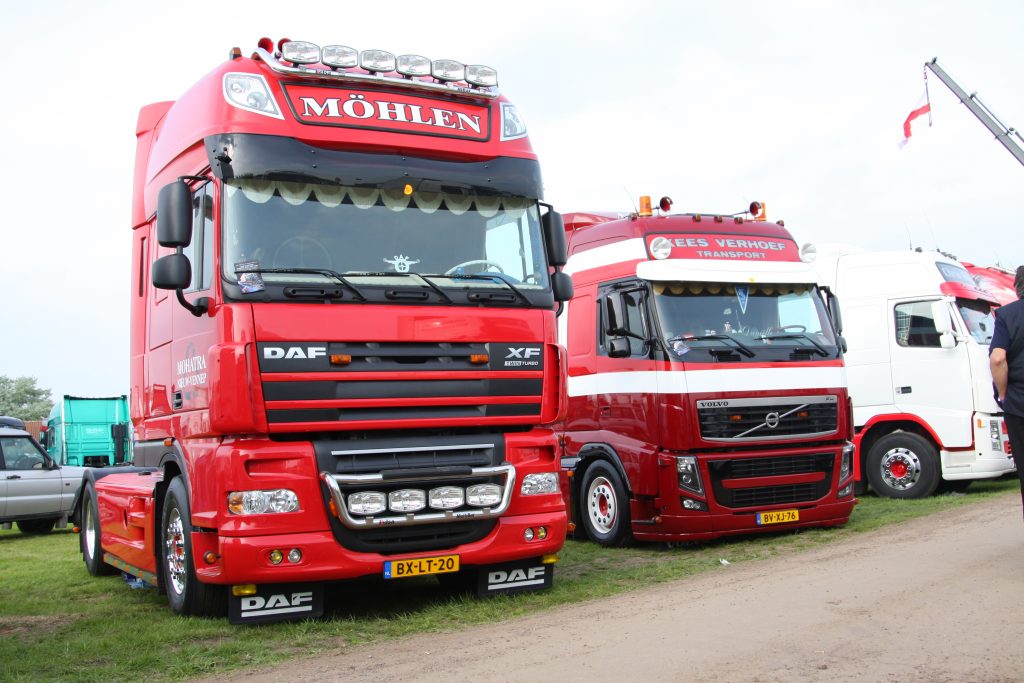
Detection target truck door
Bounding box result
[888,299,973,446]
[0,436,63,516]
[169,181,217,414]
[596,282,660,494]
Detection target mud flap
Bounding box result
[228,583,324,624]
[476,558,553,597]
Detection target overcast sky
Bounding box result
[2,0,1022,398]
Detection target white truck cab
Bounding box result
[812,246,1014,498]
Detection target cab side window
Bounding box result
[597,283,650,358]
[894,301,941,348]
[182,183,215,293]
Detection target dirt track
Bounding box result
[218,494,1024,682]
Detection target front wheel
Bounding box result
[161,477,225,617]
[81,484,115,575]
[578,460,632,547]
[866,431,940,499]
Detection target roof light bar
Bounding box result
[281,41,321,64]
[360,49,397,73]
[432,59,465,82]
[322,45,358,69]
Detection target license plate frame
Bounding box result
[384,554,460,579]
[756,509,799,525]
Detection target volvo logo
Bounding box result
[765,412,781,429]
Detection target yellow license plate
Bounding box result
[756,509,799,525]
[384,555,460,579]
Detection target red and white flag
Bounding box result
[899,91,932,148]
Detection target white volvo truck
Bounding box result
[811,246,1015,498]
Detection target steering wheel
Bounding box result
[778,324,807,333]
[272,236,332,270]
[445,260,506,276]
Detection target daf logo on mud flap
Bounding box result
[487,566,546,591]
[240,591,314,618]
[263,346,327,360]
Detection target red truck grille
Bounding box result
[697,396,838,441]
[257,342,544,431]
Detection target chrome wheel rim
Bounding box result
[587,476,617,534]
[880,447,922,490]
[165,508,187,595]
[84,497,96,559]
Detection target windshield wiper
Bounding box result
[668,334,755,358]
[441,273,531,306]
[241,267,368,301]
[345,271,454,304]
[755,333,829,356]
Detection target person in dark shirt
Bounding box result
[990,265,1024,520]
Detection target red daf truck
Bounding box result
[557,198,856,545]
[77,38,572,623]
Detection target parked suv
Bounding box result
[0,425,86,534]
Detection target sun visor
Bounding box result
[636,259,822,285]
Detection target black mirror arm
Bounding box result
[176,290,209,317]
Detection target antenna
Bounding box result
[904,223,913,250]
[623,187,638,215]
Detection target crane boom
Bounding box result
[925,57,1024,168]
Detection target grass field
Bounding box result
[1,478,1018,682]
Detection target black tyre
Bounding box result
[81,484,115,576]
[866,431,940,499]
[578,460,632,547]
[16,517,57,535]
[161,477,226,617]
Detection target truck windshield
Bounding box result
[957,298,996,344]
[651,281,840,361]
[222,178,549,301]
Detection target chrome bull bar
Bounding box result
[319,465,516,529]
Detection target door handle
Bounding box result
[600,406,612,416]
[6,475,21,480]
[896,386,912,394]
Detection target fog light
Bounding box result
[467,483,502,507]
[348,491,387,515]
[287,548,302,564]
[203,551,218,564]
[269,549,283,565]
[429,486,465,510]
[524,527,535,542]
[536,526,548,540]
[389,489,427,513]
[681,497,707,511]
[838,483,853,498]
[232,584,257,597]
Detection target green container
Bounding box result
[44,395,131,467]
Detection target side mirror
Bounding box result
[824,288,843,335]
[608,337,630,358]
[157,181,194,247]
[605,294,629,336]
[930,300,957,348]
[551,271,574,303]
[542,210,568,267]
[152,253,192,290]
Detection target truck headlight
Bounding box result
[840,443,854,481]
[677,456,704,495]
[388,489,427,513]
[521,472,559,496]
[228,489,299,514]
[347,491,387,515]
[223,73,283,119]
[990,420,1002,451]
[467,483,502,507]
